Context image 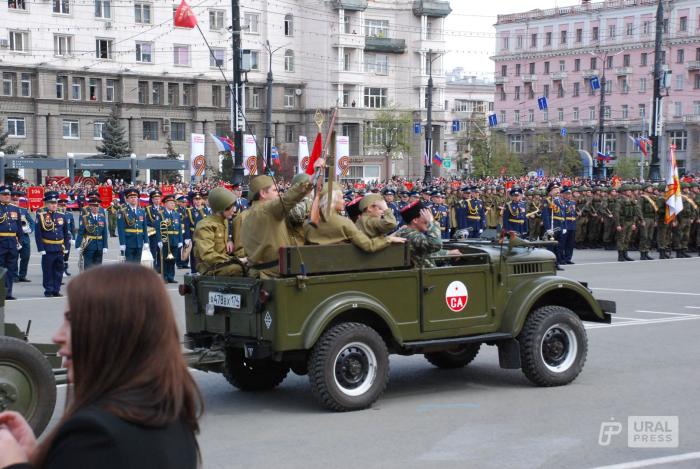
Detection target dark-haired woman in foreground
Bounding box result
[0,264,202,469]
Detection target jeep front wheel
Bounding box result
[517,306,588,386]
[424,343,480,369]
[308,322,389,412]
[222,348,289,391]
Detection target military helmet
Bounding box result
[208,187,237,212]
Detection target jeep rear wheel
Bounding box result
[424,343,481,369]
[517,306,588,386]
[308,322,389,412]
[0,337,57,436]
[222,348,289,391]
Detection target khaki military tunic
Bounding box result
[305,211,390,252]
[355,208,397,238]
[194,214,242,276]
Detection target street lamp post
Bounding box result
[263,41,286,172]
[424,49,441,184]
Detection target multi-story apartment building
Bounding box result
[443,68,494,176]
[493,0,700,175]
[0,0,452,182]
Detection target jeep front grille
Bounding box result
[511,263,542,275]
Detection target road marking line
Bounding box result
[613,316,648,322]
[591,451,700,469]
[10,297,63,301]
[592,288,700,297]
[586,315,700,329]
[635,310,696,317]
[574,258,698,266]
[685,306,700,309]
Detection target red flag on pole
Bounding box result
[174,0,197,28]
[305,132,322,175]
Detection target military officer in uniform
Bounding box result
[175,194,190,269]
[145,190,164,273]
[194,187,244,276]
[430,190,450,240]
[233,184,249,212]
[158,194,182,283]
[35,192,69,297]
[561,187,577,264]
[57,197,75,277]
[382,188,401,223]
[638,184,658,260]
[542,182,565,270]
[502,187,528,237]
[613,184,642,261]
[117,187,149,263]
[75,197,108,269]
[0,186,23,299]
[465,187,486,238]
[184,191,212,273]
[11,190,33,283]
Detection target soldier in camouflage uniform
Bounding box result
[613,184,642,261]
[602,187,618,249]
[694,183,700,255]
[587,187,604,248]
[673,183,698,258]
[395,201,458,268]
[574,187,589,248]
[638,184,658,260]
[526,190,544,241]
[655,184,672,259]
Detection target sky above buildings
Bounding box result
[445,0,581,75]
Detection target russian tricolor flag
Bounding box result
[210,133,235,153]
[433,152,443,166]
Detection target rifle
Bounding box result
[309,105,339,226]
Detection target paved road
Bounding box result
[4,244,700,469]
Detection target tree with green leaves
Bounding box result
[155,136,183,183]
[612,155,644,180]
[95,107,132,182]
[470,133,523,178]
[520,134,582,177]
[367,107,412,178]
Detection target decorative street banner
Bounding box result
[98,186,113,209]
[161,184,175,196]
[27,186,44,211]
[336,135,350,178]
[190,133,206,178]
[298,136,309,174]
[243,134,258,176]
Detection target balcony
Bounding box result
[550,71,567,80]
[686,61,700,71]
[613,119,631,128]
[521,74,538,82]
[582,69,599,79]
[412,37,446,53]
[333,0,367,11]
[683,114,700,123]
[365,36,406,54]
[520,122,536,130]
[615,67,633,76]
[330,69,365,85]
[331,32,365,49]
[412,0,452,17]
[583,120,598,128]
[494,75,509,84]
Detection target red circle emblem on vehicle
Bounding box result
[445,281,469,312]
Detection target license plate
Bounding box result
[208,292,241,310]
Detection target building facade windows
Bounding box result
[244,12,259,34]
[71,77,83,100]
[142,121,159,140]
[56,76,66,99]
[171,122,186,141]
[284,14,293,36]
[365,19,389,38]
[7,117,25,137]
[210,48,225,68]
[509,135,522,153]
[669,130,687,151]
[9,31,29,52]
[96,39,113,59]
[95,0,111,19]
[93,121,105,140]
[363,87,386,108]
[63,120,80,139]
[88,78,100,100]
[2,73,14,96]
[135,41,153,63]
[54,34,73,56]
[365,53,388,75]
[105,79,115,101]
[138,81,148,104]
[284,88,296,108]
[20,73,30,97]
[182,84,193,106]
[174,45,190,66]
[284,50,294,72]
[209,10,225,30]
[53,0,69,14]
[152,82,163,105]
[134,3,151,24]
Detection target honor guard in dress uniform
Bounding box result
[429,190,450,240]
[382,188,401,223]
[561,187,577,264]
[184,191,212,273]
[175,194,190,269]
[420,188,432,207]
[450,187,470,235]
[145,190,164,273]
[159,194,183,283]
[233,184,249,212]
[465,187,486,238]
[75,197,108,270]
[57,197,75,277]
[11,190,34,283]
[35,192,69,297]
[0,186,24,300]
[502,187,528,237]
[117,187,149,263]
[541,182,565,270]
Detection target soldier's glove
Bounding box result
[562,229,568,235]
[545,229,554,237]
[70,239,75,247]
[185,239,191,246]
[76,247,81,253]
[119,245,126,251]
[39,251,46,256]
[479,229,483,234]
[103,248,108,254]
[177,243,183,248]
[158,242,163,248]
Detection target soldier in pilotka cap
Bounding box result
[355,193,398,238]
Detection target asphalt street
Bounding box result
[4,234,700,469]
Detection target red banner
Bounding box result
[451,181,461,189]
[98,186,113,209]
[27,187,44,211]
[161,185,175,196]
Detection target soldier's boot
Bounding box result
[658,249,668,259]
[645,251,655,260]
[676,250,685,259]
[640,251,649,260]
[623,251,635,261]
[618,251,626,262]
[680,249,691,258]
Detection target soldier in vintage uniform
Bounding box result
[57,197,75,277]
[526,189,543,241]
[117,187,149,263]
[638,184,658,260]
[542,182,565,270]
[355,193,398,238]
[613,184,642,261]
[502,187,528,238]
[184,191,212,273]
[561,187,577,264]
[0,186,24,300]
[11,190,34,283]
[145,189,164,273]
[75,197,109,269]
[35,191,70,297]
[107,196,120,237]
[430,191,450,240]
[159,194,183,283]
[194,187,244,276]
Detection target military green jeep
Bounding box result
[182,238,615,411]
